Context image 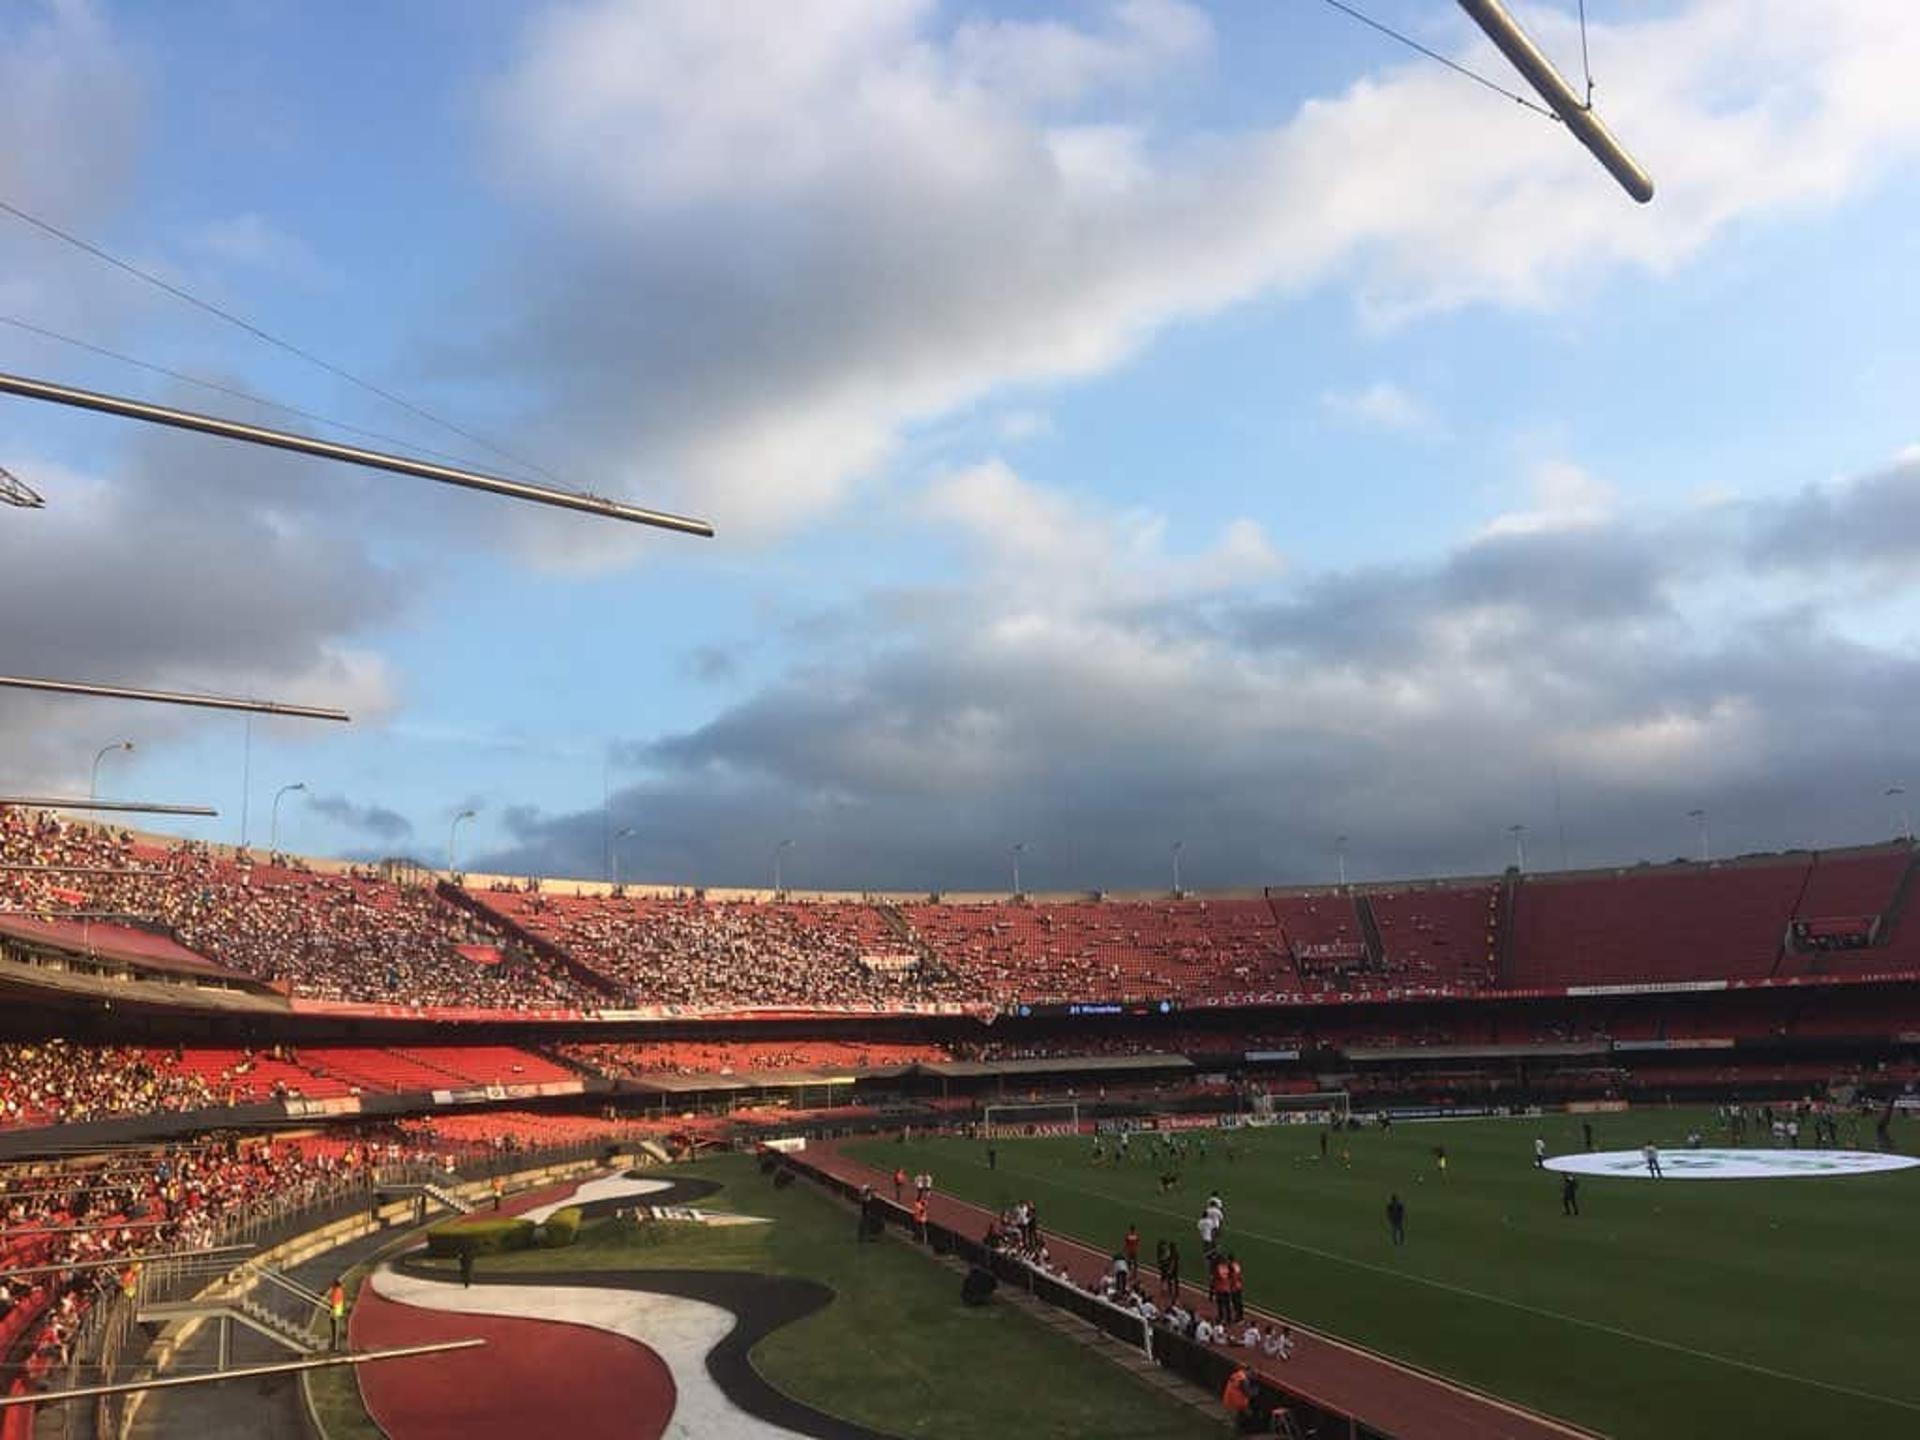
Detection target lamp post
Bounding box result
[612,826,636,889]
[1688,808,1710,863]
[269,782,306,853]
[1336,835,1348,888]
[449,809,477,875]
[1171,840,1184,896]
[1888,787,1911,844]
[773,838,794,895]
[1508,823,1527,873]
[1010,842,1027,897]
[89,741,134,805]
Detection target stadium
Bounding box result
[4,2,1919,1439]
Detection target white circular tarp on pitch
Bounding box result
[1545,1148,1919,1181]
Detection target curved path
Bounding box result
[353,1169,896,1440]
[353,1272,677,1440]
[806,1141,1599,1440]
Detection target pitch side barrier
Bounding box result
[777,1150,1385,1440]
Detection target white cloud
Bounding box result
[1320,380,1436,434]
[1482,459,1615,537]
[477,0,1920,549]
[192,213,327,285]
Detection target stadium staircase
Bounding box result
[421,1182,475,1215]
[137,1256,330,1356]
[874,902,939,972]
[1494,874,1519,986]
[1770,862,1820,976]
[1354,895,1385,968]
[1876,849,1920,943]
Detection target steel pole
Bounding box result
[0,674,350,722]
[1456,0,1654,203]
[0,370,714,536]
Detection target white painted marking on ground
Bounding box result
[521,1173,673,1223]
[1545,1148,1918,1181]
[961,1153,1920,1416]
[370,1264,815,1440]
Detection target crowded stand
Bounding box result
[898,898,1295,1005]
[471,888,963,1006]
[0,808,599,1009]
[0,1042,217,1127]
[0,1045,581,1128]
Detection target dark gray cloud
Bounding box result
[477,458,1920,892]
[0,402,410,788]
[1747,455,1920,570]
[304,793,414,843]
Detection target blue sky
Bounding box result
[5,0,1920,891]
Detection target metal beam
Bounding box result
[1456,0,1654,202]
[0,797,217,817]
[0,370,714,537]
[0,674,350,722]
[0,864,165,876]
[0,463,43,508]
[0,1244,253,1283]
[0,1339,488,1407]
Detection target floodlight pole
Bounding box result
[449,810,477,875]
[1456,0,1655,203]
[270,782,306,852]
[90,740,135,805]
[1688,808,1710,863]
[0,370,714,536]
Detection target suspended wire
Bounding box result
[0,313,518,476]
[0,194,564,485]
[1577,0,1595,109]
[1308,0,1561,122]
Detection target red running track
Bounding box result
[350,1175,676,1440]
[808,1141,1597,1440]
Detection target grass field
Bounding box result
[429,1154,1219,1440]
[849,1108,1920,1439]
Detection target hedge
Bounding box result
[539,1206,583,1249]
[424,1216,537,1259]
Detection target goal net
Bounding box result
[1249,1090,1351,1126]
[981,1101,1082,1138]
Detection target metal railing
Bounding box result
[36,1136,627,1440]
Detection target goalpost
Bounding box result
[981,1101,1082,1138]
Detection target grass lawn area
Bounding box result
[426,1154,1221,1440]
[850,1108,1920,1439]
[308,1265,384,1440]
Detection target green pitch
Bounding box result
[849,1109,1920,1439]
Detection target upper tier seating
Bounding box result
[0,808,597,1009]
[1368,885,1500,989]
[470,889,953,1007]
[1507,859,1810,987]
[900,898,1293,1005]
